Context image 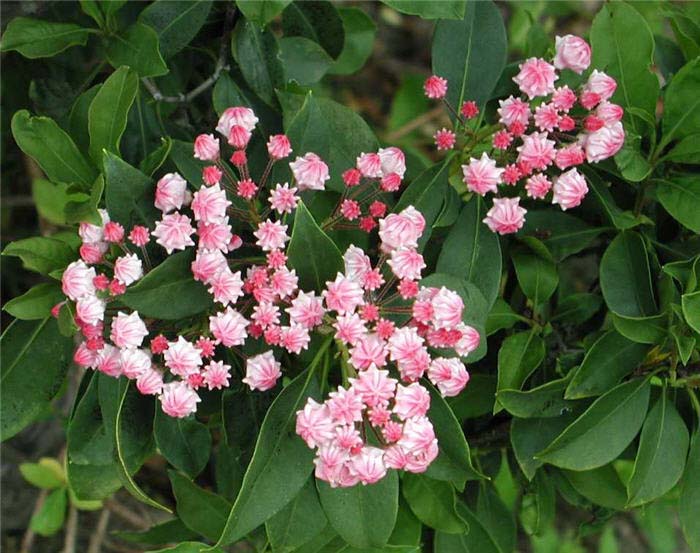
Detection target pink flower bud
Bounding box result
[266,134,292,160]
[424,75,447,99]
[553,34,591,74]
[194,133,220,161]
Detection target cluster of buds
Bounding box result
[57,104,480,484]
[425,34,625,235]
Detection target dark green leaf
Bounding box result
[552,293,603,324]
[30,488,67,537]
[155,410,211,478]
[231,20,283,106]
[511,415,578,481]
[476,483,516,553]
[2,237,75,276]
[169,470,231,541]
[388,499,422,547]
[116,518,198,546]
[511,238,558,306]
[282,1,345,59]
[434,502,500,553]
[383,0,466,19]
[329,7,376,76]
[612,312,668,345]
[236,0,292,26]
[140,137,173,177]
[562,465,627,510]
[148,543,224,553]
[103,151,159,227]
[583,167,648,230]
[169,140,207,187]
[499,377,576,418]
[3,282,65,320]
[1,17,91,58]
[655,177,700,234]
[32,179,89,225]
[139,0,213,59]
[401,474,466,534]
[523,210,609,261]
[106,23,168,77]
[682,291,700,333]
[664,134,700,164]
[496,330,546,405]
[680,431,700,553]
[661,58,700,145]
[279,36,333,86]
[486,299,527,336]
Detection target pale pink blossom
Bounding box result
[79,242,106,264]
[216,106,258,136]
[378,147,406,179]
[356,152,383,178]
[191,249,227,283]
[333,313,367,345]
[267,134,292,159]
[388,327,425,365]
[343,245,372,282]
[78,214,106,244]
[555,144,586,170]
[155,173,188,213]
[551,86,577,111]
[350,333,388,370]
[517,132,556,170]
[388,248,425,280]
[394,383,431,420]
[553,34,591,74]
[254,219,289,251]
[270,267,298,299]
[584,70,617,102]
[208,268,244,305]
[110,311,148,349]
[204,360,231,390]
[243,350,281,391]
[268,183,298,214]
[95,344,122,377]
[114,253,143,285]
[498,96,531,127]
[120,348,151,379]
[137,368,164,395]
[483,197,527,235]
[595,101,624,125]
[399,416,437,455]
[424,75,447,99]
[454,324,481,356]
[153,213,195,254]
[335,426,363,450]
[289,153,330,191]
[585,121,625,162]
[534,103,560,132]
[228,125,251,149]
[428,357,469,397]
[378,208,425,252]
[296,398,335,448]
[327,386,364,425]
[279,324,310,354]
[191,184,231,224]
[164,337,203,377]
[324,273,365,314]
[129,226,150,247]
[513,57,558,99]
[525,173,552,199]
[103,221,124,243]
[349,447,386,485]
[286,291,325,328]
[252,302,281,328]
[194,134,220,161]
[62,261,96,300]
[76,295,105,326]
[552,168,588,210]
[73,342,97,368]
[209,307,248,346]
[198,220,233,251]
[349,365,397,407]
[462,153,504,195]
[314,445,351,487]
[160,381,200,418]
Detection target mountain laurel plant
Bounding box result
[1,1,699,552]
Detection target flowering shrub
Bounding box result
[2,1,699,552]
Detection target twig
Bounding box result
[87,509,111,553]
[62,505,78,553]
[104,498,149,530]
[385,105,445,142]
[20,489,48,553]
[142,6,235,104]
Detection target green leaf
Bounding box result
[2,237,75,276]
[600,231,657,317]
[612,312,668,345]
[106,23,168,77]
[590,2,659,136]
[436,198,502,308]
[486,299,527,336]
[0,318,73,441]
[562,465,627,510]
[661,58,700,146]
[281,1,345,59]
[496,330,546,406]
[115,518,198,546]
[318,471,398,549]
[236,0,292,26]
[20,459,65,490]
[287,201,344,292]
[140,137,173,177]
[32,179,89,225]
[498,377,576,419]
[155,409,211,478]
[537,378,651,471]
[103,151,159,227]
[523,210,609,261]
[279,36,333,86]
[1,17,91,58]
[389,499,422,547]
[680,431,700,553]
[80,0,105,28]
[627,393,689,506]
[511,238,559,306]
[432,0,507,110]
[434,501,501,553]
[552,293,603,324]
[11,110,97,188]
[215,365,324,546]
[169,471,231,542]
[476,483,517,553]
[519,471,555,537]
[88,66,138,164]
[664,134,700,164]
[402,474,466,534]
[139,0,213,59]
[382,0,466,19]
[448,374,496,421]
[655,177,700,234]
[30,488,67,537]
[231,20,283,106]
[682,291,700,333]
[266,478,328,553]
[565,331,649,399]
[3,282,65,320]
[169,140,207,187]
[329,7,376,76]
[148,542,223,553]
[122,250,213,320]
[583,167,648,230]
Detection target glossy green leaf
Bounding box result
[519,471,555,536]
[664,134,700,164]
[122,250,213,319]
[106,23,168,77]
[496,330,546,405]
[169,140,208,187]
[552,293,603,324]
[0,318,73,441]
[627,393,689,506]
[537,378,651,471]
[11,110,97,188]
[32,179,89,225]
[436,198,502,308]
[103,151,159,227]
[448,374,497,421]
[476,483,517,553]
[30,488,67,537]
[140,137,173,177]
[682,291,700,333]
[155,409,211,478]
[583,167,648,230]
[318,471,399,549]
[486,299,527,336]
[402,474,466,534]
[662,57,700,145]
[600,231,657,317]
[148,542,223,553]
[20,459,65,490]
[388,499,422,547]
[680,431,700,553]
[88,66,138,163]
[1,17,91,58]
[611,312,668,345]
[499,377,576,419]
[236,0,292,26]
[170,470,231,541]
[434,502,500,553]
[139,0,213,59]
[116,518,198,546]
[432,0,507,109]
[565,331,649,399]
[329,7,376,75]
[382,0,466,19]
[279,36,333,86]
[231,20,283,106]
[511,238,559,306]
[656,177,700,234]
[523,210,609,261]
[2,236,75,276]
[3,282,64,320]
[562,465,627,510]
[511,414,578,481]
[282,1,345,59]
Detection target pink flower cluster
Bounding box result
[57,104,480,485]
[424,34,625,235]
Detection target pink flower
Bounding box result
[237,178,257,199]
[96,344,122,377]
[164,337,203,377]
[462,153,503,196]
[517,132,556,170]
[394,383,431,420]
[513,57,558,99]
[431,287,464,330]
[493,130,513,150]
[434,128,456,150]
[428,357,469,397]
[341,199,361,220]
[424,75,447,99]
[62,261,96,300]
[204,360,231,390]
[153,213,195,253]
[327,386,364,425]
[267,134,292,159]
[296,398,335,448]
[198,220,233,252]
[333,313,367,345]
[103,221,124,243]
[399,416,437,455]
[534,103,560,132]
[252,302,281,329]
[120,348,151,379]
[289,153,330,191]
[584,70,617,102]
[268,183,298,214]
[483,197,527,235]
[113,253,143,285]
[552,168,588,210]
[208,268,244,305]
[216,106,258,137]
[269,267,298,299]
[498,96,531,127]
[137,369,163,395]
[342,168,362,187]
[378,147,406,179]
[596,101,624,125]
[369,201,387,218]
[243,350,281,391]
[287,291,325,328]
[388,248,425,280]
[454,324,481,356]
[356,152,383,178]
[380,173,402,192]
[553,34,591,74]
[74,342,97,368]
[194,134,220,161]
[110,311,148,349]
[580,90,602,110]
[76,295,105,326]
[191,249,227,283]
[279,324,310,354]
[254,219,289,251]
[209,307,248,346]
[349,446,386,485]
[585,121,625,162]
[191,184,231,224]
[343,245,372,283]
[502,164,521,186]
[461,100,479,119]
[155,173,188,213]
[388,327,426,361]
[324,273,365,314]
[552,86,577,111]
[79,213,107,244]
[349,365,397,407]
[80,242,106,264]
[160,381,200,418]
[228,125,251,149]
[378,207,425,252]
[202,166,222,186]
[315,446,353,487]
[129,226,150,247]
[525,173,552,199]
[350,333,388,370]
[555,144,586,170]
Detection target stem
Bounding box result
[688,388,700,424]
